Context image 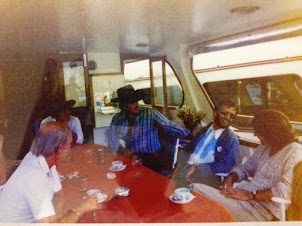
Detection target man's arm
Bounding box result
[152,109,189,138]
[70,117,84,144]
[37,194,98,223]
[106,114,124,152]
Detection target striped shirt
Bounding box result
[107,106,189,153]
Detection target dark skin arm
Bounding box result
[220,187,273,201]
[220,172,273,201]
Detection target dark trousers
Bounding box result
[137,148,172,174]
[172,150,221,189]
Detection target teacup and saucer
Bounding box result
[170,187,195,204]
[109,160,126,171]
[86,189,107,203]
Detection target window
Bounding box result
[63,61,87,107]
[204,74,302,128]
[124,58,183,108]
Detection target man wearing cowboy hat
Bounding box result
[106,85,189,173]
[41,100,84,145]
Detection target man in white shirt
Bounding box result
[0,122,98,223]
[41,100,84,144]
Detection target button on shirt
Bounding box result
[188,125,225,165]
[107,107,189,153]
[0,152,61,223]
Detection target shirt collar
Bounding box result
[209,124,225,139]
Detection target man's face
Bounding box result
[213,105,237,128]
[123,101,139,115]
[58,129,72,158]
[58,109,71,122]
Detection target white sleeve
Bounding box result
[21,172,56,221]
[40,117,55,127]
[69,116,84,144]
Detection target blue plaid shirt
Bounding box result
[106,106,189,153]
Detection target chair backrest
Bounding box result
[271,197,291,221]
[158,127,180,169]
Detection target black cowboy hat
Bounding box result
[111,85,144,103]
[55,99,76,112]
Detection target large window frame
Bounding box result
[123,57,184,111]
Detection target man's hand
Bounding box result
[220,187,253,201]
[221,172,238,189]
[117,148,135,159]
[76,194,99,215]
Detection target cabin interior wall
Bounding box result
[0,54,48,160]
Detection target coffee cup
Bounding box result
[112,160,123,169]
[174,187,191,201]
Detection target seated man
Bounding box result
[174,100,239,189]
[106,85,189,173]
[0,122,98,223]
[41,100,84,145]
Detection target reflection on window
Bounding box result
[124,59,150,80]
[204,74,302,128]
[166,63,182,106]
[63,61,86,107]
[124,59,151,105]
[124,59,183,107]
[153,61,164,105]
[245,83,262,105]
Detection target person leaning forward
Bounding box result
[106,85,189,174]
[174,99,239,189]
[0,122,98,223]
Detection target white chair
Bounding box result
[271,197,291,221]
[172,138,180,169]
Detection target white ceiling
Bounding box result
[1,0,302,57]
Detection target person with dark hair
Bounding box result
[191,109,302,221]
[106,85,189,174]
[41,100,84,145]
[174,100,239,188]
[0,122,98,223]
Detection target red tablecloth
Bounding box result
[56,144,234,223]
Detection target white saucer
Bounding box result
[170,193,195,204]
[97,193,107,203]
[109,165,126,171]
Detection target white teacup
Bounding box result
[112,160,123,169]
[87,189,107,202]
[174,187,191,201]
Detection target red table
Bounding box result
[56,144,234,223]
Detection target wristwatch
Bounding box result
[252,191,257,200]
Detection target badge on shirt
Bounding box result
[217,146,223,152]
